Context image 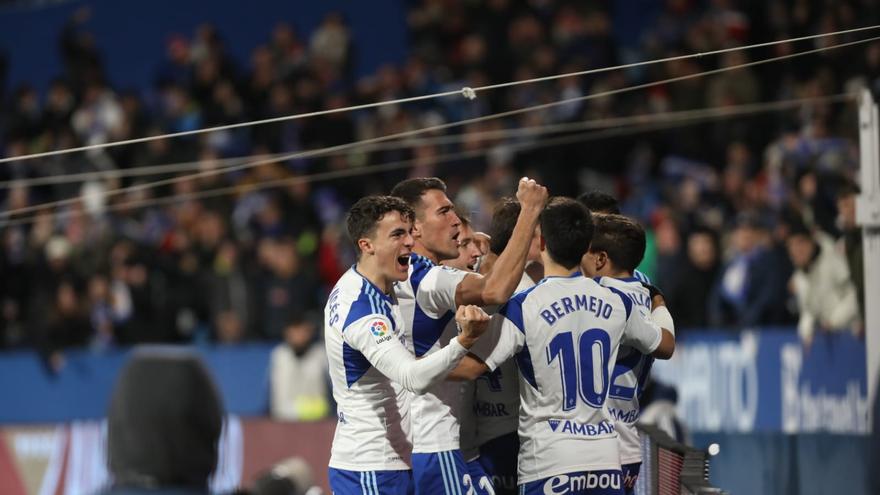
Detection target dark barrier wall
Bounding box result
[0,0,408,93]
[692,433,871,495]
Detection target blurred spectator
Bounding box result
[252,457,318,495]
[665,227,721,329]
[709,212,788,328]
[103,348,223,494]
[0,0,873,348]
[786,221,859,346]
[270,313,330,421]
[836,181,864,324]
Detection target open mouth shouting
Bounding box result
[396,253,411,272]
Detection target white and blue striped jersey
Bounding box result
[479,272,662,483]
[394,253,469,453]
[633,269,651,285]
[325,267,470,471]
[596,276,655,465]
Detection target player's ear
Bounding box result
[596,251,608,269]
[410,219,424,239]
[358,237,374,256]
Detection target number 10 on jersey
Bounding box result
[546,329,611,411]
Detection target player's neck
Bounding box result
[543,261,578,278]
[605,268,632,279]
[413,242,440,264]
[355,260,393,295]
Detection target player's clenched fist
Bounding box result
[455,305,491,347]
[516,176,548,213]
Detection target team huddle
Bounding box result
[323,177,676,495]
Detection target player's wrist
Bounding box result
[455,334,478,349]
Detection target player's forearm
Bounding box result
[378,338,470,394]
[447,353,490,381]
[479,206,541,305]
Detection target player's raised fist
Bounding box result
[516,176,548,213]
[455,304,491,344]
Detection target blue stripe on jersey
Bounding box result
[341,277,395,387]
[515,342,538,390]
[499,283,542,390]
[498,282,541,334]
[343,342,372,388]
[409,253,455,357]
[342,278,392,332]
[634,269,651,284]
[607,286,633,320]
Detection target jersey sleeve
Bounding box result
[343,314,469,394]
[415,265,469,316]
[608,287,662,355]
[472,302,525,371]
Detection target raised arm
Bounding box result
[455,178,547,306]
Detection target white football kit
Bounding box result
[394,253,469,454]
[324,267,470,471]
[478,272,662,483]
[595,276,656,466]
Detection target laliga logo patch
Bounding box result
[369,320,388,337]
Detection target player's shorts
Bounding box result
[479,432,519,495]
[621,462,641,495]
[328,467,413,495]
[466,457,497,495]
[519,470,624,495]
[412,450,468,494]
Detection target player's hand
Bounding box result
[642,282,666,308]
[472,232,491,256]
[455,305,490,348]
[516,177,548,214]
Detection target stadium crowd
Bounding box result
[0,0,874,365]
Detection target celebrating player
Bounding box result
[324,195,491,495]
[455,197,674,494]
[389,177,547,495]
[580,213,676,494]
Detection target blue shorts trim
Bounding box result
[621,462,641,495]
[479,432,519,494]
[328,467,412,495]
[412,450,468,495]
[519,470,624,495]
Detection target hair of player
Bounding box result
[454,205,472,229]
[390,177,447,217]
[576,190,621,214]
[589,213,647,273]
[488,196,519,255]
[346,195,415,259]
[539,197,593,269]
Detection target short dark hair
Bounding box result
[346,196,414,258]
[488,197,520,254]
[540,197,593,269]
[454,205,472,229]
[390,177,447,216]
[577,190,620,214]
[589,214,646,273]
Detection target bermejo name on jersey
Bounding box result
[477,272,662,483]
[325,267,470,471]
[595,276,656,466]
[394,253,468,453]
